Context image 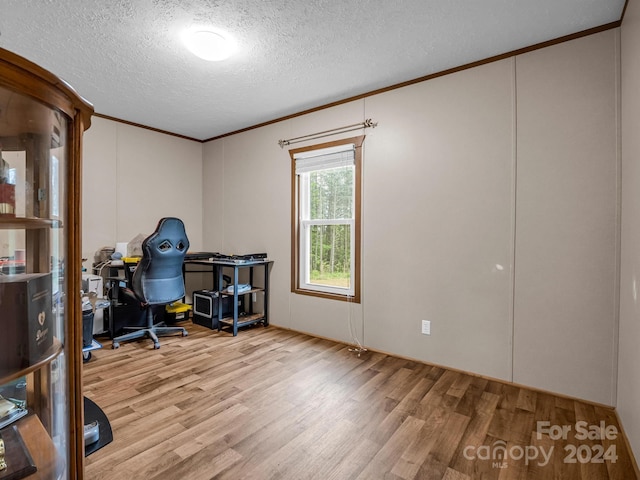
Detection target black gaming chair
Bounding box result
[112,217,189,349]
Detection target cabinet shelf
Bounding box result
[0,338,63,385]
[15,414,63,480]
[0,217,62,230]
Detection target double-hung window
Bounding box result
[290,135,363,302]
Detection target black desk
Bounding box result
[95,256,272,337]
[184,259,273,336]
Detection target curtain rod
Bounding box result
[278,119,378,148]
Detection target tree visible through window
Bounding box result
[290,135,363,302]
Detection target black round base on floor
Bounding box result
[84,396,113,456]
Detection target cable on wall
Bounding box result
[347,110,367,357]
[278,119,378,148]
[347,293,367,357]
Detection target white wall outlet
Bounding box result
[421,320,431,335]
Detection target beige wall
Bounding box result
[82,117,204,268]
[619,0,640,462]
[83,28,621,408]
[363,59,516,381]
[201,29,620,406]
[513,31,619,404]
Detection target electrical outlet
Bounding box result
[421,320,431,335]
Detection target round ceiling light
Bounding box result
[183,28,236,61]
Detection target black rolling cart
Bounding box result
[215,259,273,336]
[185,257,273,336]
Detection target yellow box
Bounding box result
[165,302,192,322]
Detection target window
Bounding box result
[290,135,363,302]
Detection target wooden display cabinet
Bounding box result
[0,47,93,479]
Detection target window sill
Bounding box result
[292,287,360,304]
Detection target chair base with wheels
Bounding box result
[112,307,187,349]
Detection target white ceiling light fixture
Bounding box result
[182,27,237,61]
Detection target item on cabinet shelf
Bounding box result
[0,273,53,377]
[0,425,37,480]
[192,290,233,330]
[0,404,27,431]
[0,434,5,471]
[0,262,24,275]
[0,398,17,419]
[0,154,15,218]
[0,381,26,412]
[0,184,14,217]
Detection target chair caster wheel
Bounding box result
[154,343,160,349]
[112,342,120,349]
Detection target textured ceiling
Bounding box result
[0,0,627,141]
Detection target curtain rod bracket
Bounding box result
[279,119,378,148]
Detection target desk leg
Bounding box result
[263,263,269,327]
[232,266,239,336]
[217,266,224,332]
[248,267,254,315]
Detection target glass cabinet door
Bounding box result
[1,46,93,480]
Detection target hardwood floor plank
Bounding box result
[454,376,490,417]
[516,389,537,413]
[355,415,426,480]
[324,438,380,480]
[449,392,501,476]
[395,376,438,417]
[286,418,370,480]
[414,412,471,479]
[152,447,243,480]
[594,405,636,480]
[447,372,474,399]
[83,323,637,480]
[390,406,451,479]
[443,468,472,480]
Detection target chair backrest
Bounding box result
[131,217,190,305]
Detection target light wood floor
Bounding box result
[83,321,637,480]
